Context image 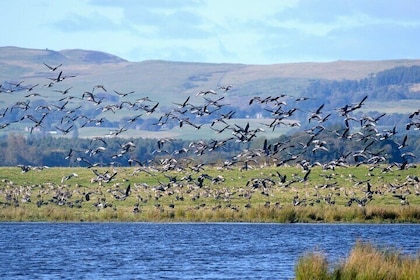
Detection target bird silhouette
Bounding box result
[43,62,63,71]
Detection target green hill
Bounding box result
[1,46,420,140]
[2,46,420,103]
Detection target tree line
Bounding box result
[300,65,420,112]
[0,126,417,168]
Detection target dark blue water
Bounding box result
[0,223,419,279]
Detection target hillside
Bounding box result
[2,47,420,99]
[0,46,419,112]
[0,46,420,168]
[1,47,419,117]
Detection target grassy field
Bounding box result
[0,164,419,222]
[361,99,420,114]
[73,118,292,140]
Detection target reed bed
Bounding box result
[295,241,420,280]
[1,203,420,223]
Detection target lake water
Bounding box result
[0,223,419,279]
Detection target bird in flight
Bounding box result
[43,62,63,71]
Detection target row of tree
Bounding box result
[1,126,418,168]
[300,65,420,112]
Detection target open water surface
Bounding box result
[0,223,419,279]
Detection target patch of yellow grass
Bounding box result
[295,241,420,280]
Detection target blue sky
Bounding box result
[2,0,420,64]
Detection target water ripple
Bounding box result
[0,223,419,279]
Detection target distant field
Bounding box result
[65,118,292,140]
[0,116,292,140]
[362,99,420,114]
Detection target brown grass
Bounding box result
[295,241,420,280]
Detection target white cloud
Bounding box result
[0,0,419,64]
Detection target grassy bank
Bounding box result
[0,165,419,222]
[295,241,420,280]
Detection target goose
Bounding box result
[54,124,74,134]
[345,95,368,112]
[295,96,311,102]
[217,85,232,91]
[141,102,159,114]
[24,92,45,98]
[210,124,230,134]
[90,136,108,146]
[88,146,106,157]
[275,171,287,183]
[196,89,216,96]
[398,135,408,149]
[127,158,144,167]
[113,90,134,97]
[10,80,25,87]
[48,71,75,82]
[25,83,39,91]
[27,113,49,131]
[406,121,420,130]
[127,114,143,123]
[17,164,33,173]
[393,194,409,205]
[53,87,72,94]
[52,100,69,111]
[0,107,8,118]
[203,96,226,108]
[61,173,79,183]
[108,126,127,136]
[92,84,107,92]
[65,105,82,115]
[361,113,386,125]
[408,109,419,118]
[401,152,416,160]
[43,62,62,71]
[173,96,190,108]
[12,101,31,111]
[302,169,311,182]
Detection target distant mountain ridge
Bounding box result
[2,46,420,78]
[0,46,126,64]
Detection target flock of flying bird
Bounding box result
[0,61,419,214]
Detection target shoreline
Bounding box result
[1,205,419,223]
